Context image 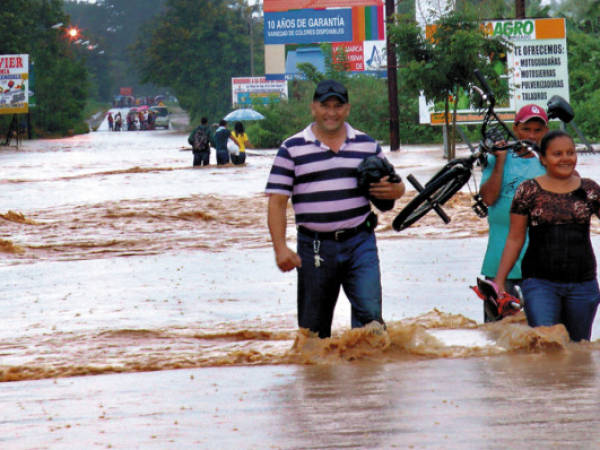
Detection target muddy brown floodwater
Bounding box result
[2,130,600,448]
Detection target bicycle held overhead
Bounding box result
[391,69,575,232]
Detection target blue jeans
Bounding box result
[522,278,600,341]
[296,230,383,338]
[193,150,209,166]
[231,152,246,165]
[216,150,230,165]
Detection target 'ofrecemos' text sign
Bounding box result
[0,54,29,115]
[501,18,568,106]
[422,18,569,125]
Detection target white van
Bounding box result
[150,106,170,129]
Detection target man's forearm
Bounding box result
[267,195,290,251]
[480,159,505,206]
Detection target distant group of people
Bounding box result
[187,118,252,166]
[107,110,156,132]
[112,95,164,108]
[107,112,121,131]
[263,79,600,343]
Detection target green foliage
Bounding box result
[246,97,312,149]
[248,75,439,149]
[390,9,510,107]
[566,28,600,140]
[0,0,89,136]
[455,0,550,18]
[133,0,263,122]
[388,8,510,157]
[64,0,169,100]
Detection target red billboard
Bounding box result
[264,0,382,12]
[332,42,365,71]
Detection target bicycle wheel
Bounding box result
[392,166,471,231]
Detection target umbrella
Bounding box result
[223,108,265,121]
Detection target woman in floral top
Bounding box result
[495,130,600,341]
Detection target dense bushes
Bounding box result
[248,77,440,149]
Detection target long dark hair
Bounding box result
[539,129,574,156]
[234,121,244,135]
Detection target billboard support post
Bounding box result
[516,0,526,19]
[386,0,400,151]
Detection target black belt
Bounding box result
[297,213,377,242]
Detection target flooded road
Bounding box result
[2,129,600,448]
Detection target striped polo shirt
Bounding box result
[265,122,385,232]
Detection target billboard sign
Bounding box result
[0,54,29,115]
[419,18,569,125]
[231,77,288,107]
[331,40,387,73]
[264,0,382,12]
[264,9,353,45]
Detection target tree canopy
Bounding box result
[133,0,264,122]
[0,0,89,135]
[388,8,511,157]
[64,0,169,100]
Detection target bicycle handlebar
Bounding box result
[481,139,539,157]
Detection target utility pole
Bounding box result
[516,0,526,18]
[250,15,254,76]
[385,0,400,151]
[247,4,255,76]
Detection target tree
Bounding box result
[64,0,169,100]
[388,8,510,158]
[454,0,550,18]
[0,0,89,136]
[133,0,259,122]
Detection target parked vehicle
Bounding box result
[150,106,170,129]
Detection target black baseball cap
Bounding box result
[313,79,349,104]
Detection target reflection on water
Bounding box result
[274,350,600,448]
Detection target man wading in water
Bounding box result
[265,79,405,338]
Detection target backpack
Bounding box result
[192,127,210,151]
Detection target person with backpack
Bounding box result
[188,117,215,166]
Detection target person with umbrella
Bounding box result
[230,121,253,165]
[224,108,265,122]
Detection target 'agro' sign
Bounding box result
[483,18,568,104]
[420,18,569,125]
[0,54,29,115]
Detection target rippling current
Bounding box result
[4,129,600,448]
[2,129,600,386]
